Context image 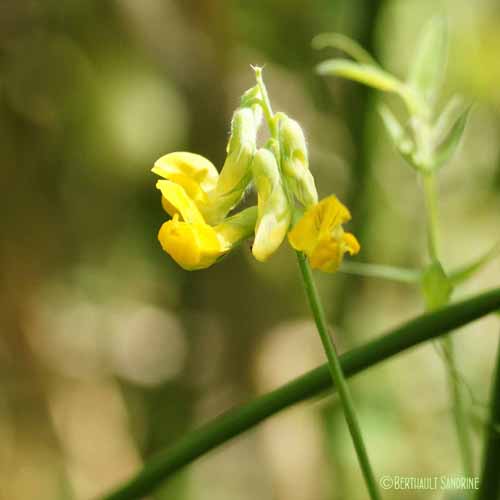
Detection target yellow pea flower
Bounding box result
[156,179,256,270]
[152,106,260,226]
[152,152,218,220]
[288,195,360,272]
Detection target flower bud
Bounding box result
[207,107,261,223]
[278,113,318,208]
[251,148,291,261]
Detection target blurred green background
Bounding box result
[1,1,500,499]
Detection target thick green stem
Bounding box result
[100,288,500,500]
[296,252,382,500]
[477,333,500,500]
[421,170,474,476]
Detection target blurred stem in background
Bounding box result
[421,161,474,478]
[332,0,383,327]
[477,332,500,500]
[315,13,480,477]
[256,69,382,500]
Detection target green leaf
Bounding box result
[421,260,453,310]
[312,33,378,66]
[433,95,463,141]
[433,107,470,170]
[317,59,404,92]
[449,241,500,286]
[407,16,447,105]
[378,104,419,168]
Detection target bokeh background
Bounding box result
[1,1,500,499]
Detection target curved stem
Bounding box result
[100,288,500,500]
[296,252,382,500]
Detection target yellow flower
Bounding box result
[156,179,256,270]
[152,107,260,225]
[152,152,219,221]
[288,195,360,272]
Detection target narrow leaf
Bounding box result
[312,33,378,66]
[433,95,464,142]
[433,107,470,170]
[408,16,448,105]
[379,104,415,158]
[316,59,404,93]
[450,241,500,286]
[340,261,420,284]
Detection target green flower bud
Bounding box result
[278,113,318,208]
[251,148,291,262]
[207,106,261,224]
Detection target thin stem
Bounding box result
[256,68,382,499]
[422,172,440,262]
[340,261,420,284]
[99,287,500,500]
[296,251,382,500]
[477,332,500,500]
[254,66,277,137]
[442,335,474,477]
[420,169,474,476]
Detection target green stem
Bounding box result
[99,288,500,500]
[254,66,277,137]
[256,67,382,500]
[477,332,500,500]
[296,252,382,500]
[442,335,474,477]
[421,170,474,476]
[422,172,440,262]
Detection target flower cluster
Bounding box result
[152,71,360,272]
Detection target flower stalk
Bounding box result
[256,68,381,500]
[296,252,382,500]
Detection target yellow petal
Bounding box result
[156,180,205,224]
[152,152,219,193]
[343,232,360,255]
[288,195,359,273]
[288,195,351,253]
[309,238,343,273]
[158,215,223,270]
[316,195,351,236]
